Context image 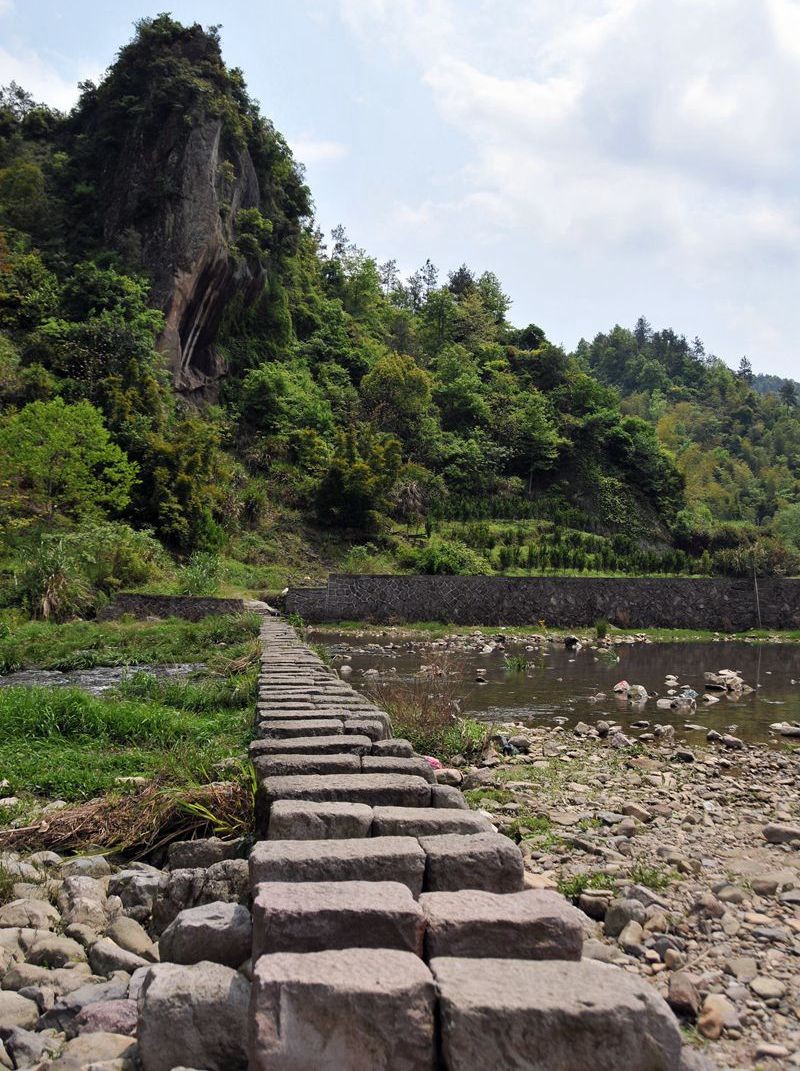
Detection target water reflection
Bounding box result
[314,634,800,744]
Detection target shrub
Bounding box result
[177,552,221,595]
[412,537,489,576]
[367,657,490,760]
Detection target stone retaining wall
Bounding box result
[98,593,246,621]
[286,573,800,630]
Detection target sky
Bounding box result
[1,0,798,377]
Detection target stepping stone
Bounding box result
[420,833,524,893]
[371,739,414,757]
[257,773,432,809]
[250,949,435,1071]
[257,709,347,720]
[431,786,470,810]
[249,735,372,757]
[371,807,493,838]
[254,720,344,740]
[252,881,425,957]
[431,957,682,1071]
[419,889,584,960]
[250,837,426,895]
[253,754,361,778]
[344,718,390,741]
[266,801,374,840]
[362,756,437,783]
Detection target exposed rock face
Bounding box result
[102,116,263,396]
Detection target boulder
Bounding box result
[159,902,251,968]
[43,1030,136,1071]
[0,990,39,1029]
[167,837,244,870]
[73,998,138,1036]
[0,898,60,930]
[137,962,249,1071]
[106,917,158,962]
[151,859,249,935]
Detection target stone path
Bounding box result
[240,618,688,1070]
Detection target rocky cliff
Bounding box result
[102,116,264,396]
[69,16,308,398]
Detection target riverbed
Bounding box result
[312,631,800,745]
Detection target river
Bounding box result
[311,632,800,745]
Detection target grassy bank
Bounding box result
[0,668,256,804]
[0,612,261,853]
[308,621,800,643]
[0,611,261,675]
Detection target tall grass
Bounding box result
[367,657,490,761]
[0,612,260,675]
[0,678,252,801]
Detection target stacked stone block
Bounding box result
[244,618,684,1070]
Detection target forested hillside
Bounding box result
[1,15,798,619]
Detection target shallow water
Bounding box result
[312,633,800,745]
[0,662,202,696]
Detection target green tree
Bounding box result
[0,398,137,525]
[361,353,433,439]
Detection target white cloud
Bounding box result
[290,137,349,166]
[337,0,800,370]
[0,43,98,111]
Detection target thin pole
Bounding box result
[753,549,762,630]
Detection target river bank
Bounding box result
[449,723,800,1069]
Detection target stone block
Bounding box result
[431,785,470,810]
[252,881,425,957]
[257,773,432,809]
[371,807,493,838]
[249,837,426,896]
[420,833,524,893]
[253,753,362,778]
[249,949,436,1071]
[343,717,391,741]
[431,957,682,1070]
[267,800,374,841]
[254,719,343,739]
[362,756,437,783]
[250,735,372,757]
[419,889,583,960]
[371,738,414,757]
[138,962,250,1071]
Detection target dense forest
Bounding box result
[1,15,798,619]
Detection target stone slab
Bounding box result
[420,833,524,893]
[343,718,391,741]
[371,739,414,758]
[431,957,682,1071]
[419,889,583,960]
[254,720,344,740]
[431,786,470,810]
[371,807,493,838]
[362,756,437,783]
[256,708,348,721]
[253,754,361,779]
[266,801,374,841]
[252,880,425,957]
[249,735,372,757]
[250,949,436,1071]
[257,773,432,809]
[250,837,426,896]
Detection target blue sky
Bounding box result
[2,1,799,376]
